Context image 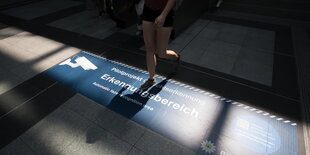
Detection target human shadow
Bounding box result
[107,75,172,119]
[85,74,174,145]
[206,101,231,145]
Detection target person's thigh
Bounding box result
[143,21,156,51]
[155,26,172,57]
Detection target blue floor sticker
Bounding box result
[44,51,299,154]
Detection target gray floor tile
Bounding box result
[0,67,24,95]
[0,138,36,155]
[48,11,98,31]
[20,105,93,155]
[27,37,66,55]
[135,130,196,155]
[3,51,55,82]
[1,32,33,46]
[1,7,53,20]
[182,19,210,35]
[231,61,273,86]
[65,94,145,146]
[65,94,146,147]
[64,94,108,122]
[231,48,274,85]
[28,57,61,72]
[62,124,132,155]
[206,21,225,30]
[3,31,65,54]
[0,40,34,70]
[70,15,105,32]
[43,0,82,10]
[180,37,211,63]
[128,147,148,155]
[231,47,273,86]
[243,28,275,51]
[1,32,79,80]
[199,25,221,40]
[196,21,229,41]
[3,37,66,63]
[95,108,146,145]
[6,57,58,82]
[73,18,117,39]
[8,64,38,82]
[0,27,23,40]
[169,33,196,53]
[217,23,248,45]
[214,10,293,26]
[93,28,118,40]
[1,0,82,20]
[197,40,241,74]
[49,11,118,40]
[33,46,80,65]
[169,20,210,52]
[236,47,274,67]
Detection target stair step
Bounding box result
[222,2,310,20]
[0,0,41,11]
[223,0,310,11]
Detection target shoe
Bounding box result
[140,79,155,90]
[172,53,181,73]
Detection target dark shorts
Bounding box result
[142,5,174,27]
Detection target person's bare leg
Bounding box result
[143,21,156,80]
[155,26,179,60]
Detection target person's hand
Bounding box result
[154,15,166,28]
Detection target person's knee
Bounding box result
[146,46,156,54]
[156,49,167,58]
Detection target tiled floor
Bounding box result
[48,11,120,40]
[0,0,309,154]
[1,94,194,155]
[170,19,274,85]
[0,31,79,94]
[0,26,23,40]
[1,0,82,20]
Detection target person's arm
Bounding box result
[161,0,176,17]
[154,0,176,27]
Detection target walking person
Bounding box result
[135,0,145,35]
[93,0,106,17]
[140,0,181,90]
